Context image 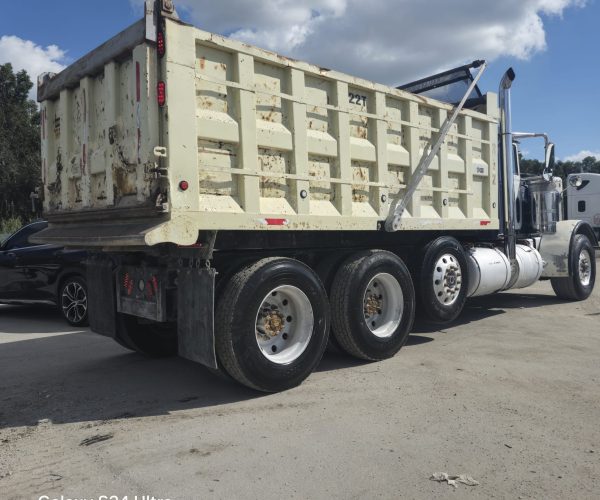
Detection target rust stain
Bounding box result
[200,56,206,70]
[113,167,137,196]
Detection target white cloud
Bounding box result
[563,150,600,162]
[132,0,585,85]
[0,35,68,99]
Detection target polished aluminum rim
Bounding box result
[255,285,313,365]
[362,273,404,338]
[579,249,592,287]
[432,253,462,306]
[61,281,87,324]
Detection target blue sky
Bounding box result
[1,0,597,161]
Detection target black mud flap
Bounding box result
[177,267,218,369]
[86,257,117,338]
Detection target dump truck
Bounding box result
[34,1,598,391]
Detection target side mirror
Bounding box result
[569,175,583,188]
[545,143,556,173]
[542,143,556,181]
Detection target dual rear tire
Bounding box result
[215,258,330,392]
[216,251,416,391]
[329,251,415,361]
[113,247,453,391]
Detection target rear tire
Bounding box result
[215,257,329,392]
[417,237,468,323]
[115,314,178,357]
[551,234,596,301]
[315,252,349,354]
[330,250,415,361]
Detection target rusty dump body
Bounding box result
[37,11,500,248]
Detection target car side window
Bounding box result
[3,223,47,251]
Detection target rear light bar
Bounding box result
[157,81,166,106]
[157,30,165,58]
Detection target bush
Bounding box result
[0,216,23,235]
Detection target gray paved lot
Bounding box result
[1,279,599,500]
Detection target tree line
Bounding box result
[520,156,600,179]
[0,63,41,232]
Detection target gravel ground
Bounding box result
[0,278,599,500]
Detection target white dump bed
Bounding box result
[38,15,500,247]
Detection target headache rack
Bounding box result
[397,60,487,110]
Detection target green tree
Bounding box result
[0,63,41,222]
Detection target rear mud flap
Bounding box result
[177,267,218,369]
[87,257,117,338]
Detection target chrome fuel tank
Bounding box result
[467,247,512,297]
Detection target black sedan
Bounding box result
[0,221,88,326]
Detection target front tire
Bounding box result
[215,257,330,392]
[417,237,468,323]
[59,276,89,327]
[330,250,415,361]
[551,234,596,301]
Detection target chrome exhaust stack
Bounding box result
[499,68,516,261]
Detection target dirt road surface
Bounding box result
[1,280,599,499]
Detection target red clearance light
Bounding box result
[157,81,166,106]
[157,31,165,57]
[179,180,189,191]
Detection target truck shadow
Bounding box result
[412,291,566,334]
[0,331,260,429]
[0,290,566,429]
[0,304,84,335]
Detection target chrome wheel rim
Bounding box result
[579,249,592,287]
[61,281,87,324]
[362,273,404,338]
[255,285,313,365]
[432,253,462,306]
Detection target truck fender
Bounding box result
[538,220,598,278]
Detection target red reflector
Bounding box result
[157,31,165,57]
[146,280,155,299]
[157,81,166,106]
[265,218,287,226]
[480,220,491,226]
[179,180,189,191]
